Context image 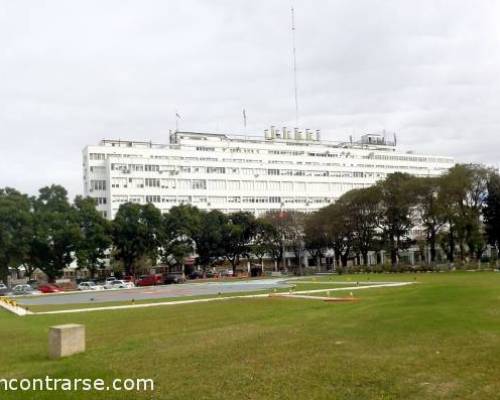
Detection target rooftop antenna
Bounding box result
[291,5,299,127]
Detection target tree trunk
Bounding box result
[430,229,437,263]
[362,251,369,266]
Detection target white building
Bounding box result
[82,128,454,219]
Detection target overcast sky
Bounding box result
[1,0,500,198]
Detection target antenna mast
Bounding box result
[291,6,299,127]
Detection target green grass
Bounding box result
[1,271,500,399]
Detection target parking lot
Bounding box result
[16,279,291,306]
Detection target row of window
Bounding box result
[90,148,452,165]
[108,178,369,192]
[110,195,333,206]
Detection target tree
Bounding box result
[192,210,227,272]
[222,211,256,274]
[160,205,201,269]
[0,188,33,283]
[304,211,329,270]
[440,164,490,263]
[340,186,381,266]
[377,173,418,268]
[413,176,446,263]
[74,196,111,279]
[250,219,279,271]
[484,172,500,264]
[263,210,307,274]
[30,185,81,282]
[112,202,162,276]
[321,202,353,269]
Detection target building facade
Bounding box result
[82,129,454,219]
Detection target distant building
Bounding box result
[82,128,454,219]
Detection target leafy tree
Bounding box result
[190,210,227,272]
[263,210,307,274]
[304,211,329,269]
[261,211,288,270]
[377,173,418,268]
[321,202,353,269]
[30,185,81,282]
[484,172,500,264]
[250,219,279,270]
[440,164,490,263]
[0,188,33,283]
[222,211,256,274]
[340,187,381,266]
[112,202,162,276]
[413,176,447,263]
[160,205,201,269]
[74,196,112,279]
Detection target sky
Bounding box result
[1,0,500,199]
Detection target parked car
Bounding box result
[188,270,203,280]
[220,269,234,277]
[104,280,135,289]
[102,277,117,287]
[0,283,9,295]
[135,275,162,287]
[27,279,39,289]
[38,284,62,293]
[77,281,103,291]
[12,284,39,295]
[164,273,186,284]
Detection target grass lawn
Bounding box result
[1,271,500,399]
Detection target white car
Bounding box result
[104,280,134,290]
[104,277,117,286]
[11,284,40,295]
[77,282,103,291]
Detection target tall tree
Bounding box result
[30,185,81,282]
[340,186,381,266]
[112,202,162,276]
[222,211,256,274]
[251,218,279,271]
[74,196,112,279]
[414,176,446,263]
[192,210,227,272]
[160,205,201,269]
[377,173,417,268]
[0,188,33,283]
[440,164,490,263]
[304,210,329,270]
[484,172,500,264]
[321,202,353,269]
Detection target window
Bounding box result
[255,181,267,191]
[90,180,106,191]
[145,178,160,187]
[192,180,207,190]
[227,181,240,190]
[145,164,159,172]
[207,167,225,174]
[146,195,161,203]
[94,197,107,205]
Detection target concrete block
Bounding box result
[48,324,85,359]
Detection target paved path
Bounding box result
[16,279,291,306]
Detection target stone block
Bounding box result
[48,324,85,359]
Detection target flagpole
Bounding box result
[175,111,180,132]
[243,108,247,140]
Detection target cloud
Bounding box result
[1,0,500,198]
